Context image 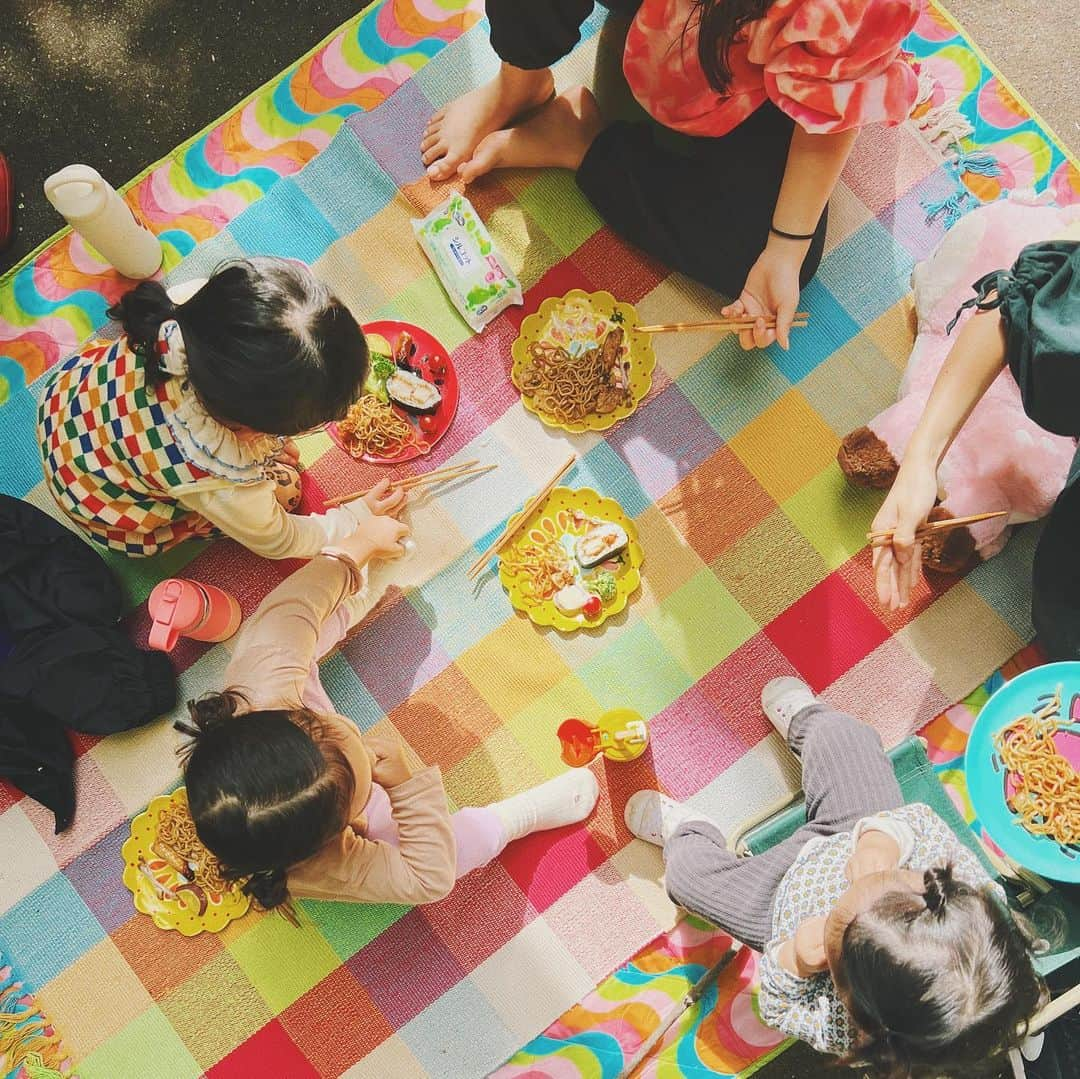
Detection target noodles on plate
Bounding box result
[994,684,1080,847]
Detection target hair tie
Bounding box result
[157,319,188,378]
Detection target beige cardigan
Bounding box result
[224,555,456,905]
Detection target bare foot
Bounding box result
[421,64,555,181]
[457,86,603,183]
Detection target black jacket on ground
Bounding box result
[0,495,176,831]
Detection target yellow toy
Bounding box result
[557,709,649,766]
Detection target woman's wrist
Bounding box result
[764,231,812,259]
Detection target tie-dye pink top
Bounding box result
[623,0,922,137]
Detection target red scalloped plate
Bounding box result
[327,320,459,465]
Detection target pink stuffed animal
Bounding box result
[839,196,1080,573]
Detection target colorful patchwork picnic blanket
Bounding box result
[1,1,1077,1077]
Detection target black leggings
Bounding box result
[485,0,827,297]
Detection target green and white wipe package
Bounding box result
[412,194,523,332]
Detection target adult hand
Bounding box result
[870,463,938,611]
[335,515,411,566]
[722,240,805,351]
[364,734,414,789]
[362,477,408,518]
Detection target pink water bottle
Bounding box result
[147,578,242,652]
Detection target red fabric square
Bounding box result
[207,1021,318,1079]
[765,573,891,692]
[499,822,607,912]
[451,321,521,428]
[423,860,537,970]
[69,731,101,758]
[569,226,666,304]
[347,909,467,1028]
[0,779,22,814]
[279,967,393,1075]
[837,545,958,635]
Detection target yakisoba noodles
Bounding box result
[994,684,1080,846]
[516,328,631,424]
[155,799,232,894]
[338,394,420,458]
[501,529,575,600]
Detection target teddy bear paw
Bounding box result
[921,506,980,575]
[837,427,899,489]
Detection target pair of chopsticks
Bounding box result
[325,460,496,508]
[466,453,577,581]
[636,312,810,334]
[867,510,1009,548]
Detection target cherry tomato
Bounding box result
[419,414,439,435]
[582,595,603,619]
[429,355,448,378]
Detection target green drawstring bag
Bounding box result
[948,240,1080,439]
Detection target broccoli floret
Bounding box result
[373,356,396,382]
[586,570,617,603]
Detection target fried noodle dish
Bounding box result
[155,798,232,894]
[516,327,631,423]
[500,530,575,601]
[994,684,1080,847]
[338,394,419,458]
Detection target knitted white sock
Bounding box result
[490,770,600,843]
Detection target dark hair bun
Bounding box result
[174,690,246,743]
[923,864,957,916]
[108,281,177,379]
[244,867,290,910]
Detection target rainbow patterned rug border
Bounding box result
[0,0,484,407]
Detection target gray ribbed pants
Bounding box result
[663,705,903,952]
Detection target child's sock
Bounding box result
[490,770,600,843]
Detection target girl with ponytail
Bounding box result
[37,257,395,559]
[624,677,1046,1076]
[178,528,600,912]
[421,0,920,346]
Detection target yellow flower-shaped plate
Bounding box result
[498,487,644,632]
[511,289,655,433]
[121,787,251,936]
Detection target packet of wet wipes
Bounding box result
[412,193,523,332]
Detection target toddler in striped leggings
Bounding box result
[626,678,1045,1077]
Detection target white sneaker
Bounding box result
[624,790,716,847]
[760,676,817,739]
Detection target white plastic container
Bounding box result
[44,164,162,279]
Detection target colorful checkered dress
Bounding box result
[38,338,223,556]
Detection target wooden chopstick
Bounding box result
[324,460,486,507]
[466,453,577,580]
[636,312,810,334]
[396,463,496,492]
[867,509,1009,545]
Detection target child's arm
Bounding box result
[758,933,853,1055]
[181,481,373,561]
[289,745,457,906]
[871,310,1007,609]
[225,517,408,706]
